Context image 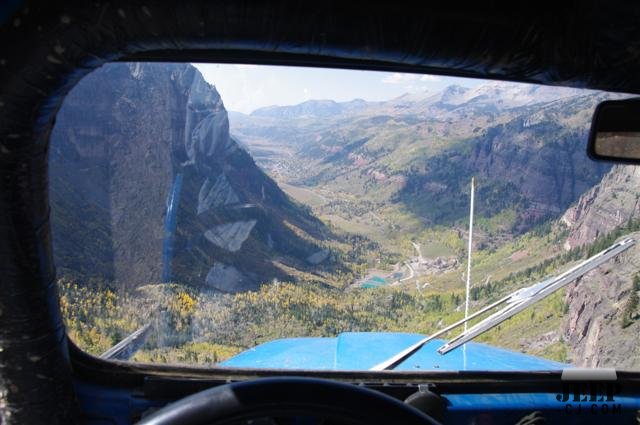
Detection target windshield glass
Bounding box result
[51,62,639,371]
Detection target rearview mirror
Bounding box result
[588,98,640,164]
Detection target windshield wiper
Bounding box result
[370,237,635,371]
[101,323,152,360]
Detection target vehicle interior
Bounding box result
[2,1,640,424]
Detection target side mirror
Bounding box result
[588,98,640,164]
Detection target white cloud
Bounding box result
[420,74,441,82]
[382,73,420,84]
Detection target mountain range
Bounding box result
[229,81,617,246]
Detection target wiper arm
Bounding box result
[438,237,635,354]
[370,237,635,371]
[101,323,152,360]
[369,294,512,370]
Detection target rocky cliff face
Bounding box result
[563,235,640,368]
[556,165,640,367]
[562,165,640,249]
[50,63,331,292]
[393,93,613,230]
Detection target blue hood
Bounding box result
[220,332,567,371]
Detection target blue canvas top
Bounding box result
[221,332,567,371]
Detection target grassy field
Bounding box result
[280,182,330,207]
[322,213,384,238]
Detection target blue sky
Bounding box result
[193,63,483,114]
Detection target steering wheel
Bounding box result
[136,377,442,425]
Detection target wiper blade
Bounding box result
[370,237,635,371]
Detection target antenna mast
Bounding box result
[464,177,475,332]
